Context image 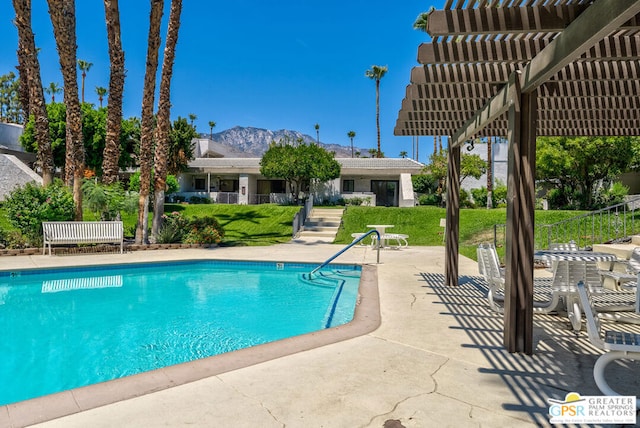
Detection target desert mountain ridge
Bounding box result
[197,126,367,158]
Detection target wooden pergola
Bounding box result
[395,0,640,355]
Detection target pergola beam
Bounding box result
[418,36,640,64]
[450,0,640,147]
[411,61,640,85]
[427,4,588,36]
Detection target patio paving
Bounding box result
[1,243,638,427]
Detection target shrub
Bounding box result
[344,196,372,206]
[183,216,225,245]
[412,174,438,194]
[4,180,75,242]
[6,230,32,249]
[418,193,440,206]
[594,182,629,209]
[156,211,190,244]
[188,196,212,204]
[82,179,130,220]
[460,188,474,208]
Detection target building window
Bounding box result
[194,178,206,190]
[258,180,286,194]
[342,179,354,192]
[220,179,239,192]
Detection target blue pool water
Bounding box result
[0,260,361,406]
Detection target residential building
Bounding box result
[178,157,424,207]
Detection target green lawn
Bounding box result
[335,206,586,260]
[163,203,301,246]
[0,203,586,256]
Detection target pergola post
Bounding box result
[444,145,460,288]
[504,73,537,355]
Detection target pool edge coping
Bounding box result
[2,264,380,428]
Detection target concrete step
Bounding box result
[303,220,341,228]
[293,208,344,243]
[302,227,340,233]
[632,235,640,245]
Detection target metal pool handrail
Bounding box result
[309,229,380,278]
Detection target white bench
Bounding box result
[42,221,124,255]
[576,281,640,408]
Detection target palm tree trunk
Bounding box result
[13,0,54,185]
[101,0,125,185]
[47,0,84,219]
[135,0,164,244]
[152,0,183,239]
[375,79,381,157]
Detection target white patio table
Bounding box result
[534,250,617,332]
[366,224,394,248]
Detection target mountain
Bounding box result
[199,126,363,158]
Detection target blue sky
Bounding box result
[0,1,440,161]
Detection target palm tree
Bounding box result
[95,86,107,107]
[44,81,61,103]
[13,0,54,185]
[367,148,377,157]
[314,123,320,143]
[47,0,84,220]
[77,59,92,103]
[135,0,164,245]
[365,65,388,158]
[412,8,434,32]
[188,113,196,128]
[208,120,216,139]
[152,0,183,240]
[399,151,408,158]
[347,130,356,158]
[101,0,126,185]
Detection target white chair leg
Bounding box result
[594,351,640,409]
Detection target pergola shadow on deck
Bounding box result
[420,272,640,425]
[395,0,640,354]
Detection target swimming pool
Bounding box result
[0,260,361,406]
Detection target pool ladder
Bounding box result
[309,229,380,278]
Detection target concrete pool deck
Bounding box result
[1,243,638,427]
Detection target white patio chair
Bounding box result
[576,281,640,408]
[478,243,559,314]
[600,247,640,290]
[477,243,505,313]
[549,241,578,251]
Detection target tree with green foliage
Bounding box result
[44,81,61,103]
[365,65,388,158]
[77,59,93,104]
[260,140,341,204]
[460,153,487,184]
[167,116,196,175]
[536,136,637,209]
[347,130,356,158]
[0,72,22,123]
[128,171,178,194]
[0,72,21,123]
[208,120,216,139]
[95,86,107,107]
[20,102,140,175]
